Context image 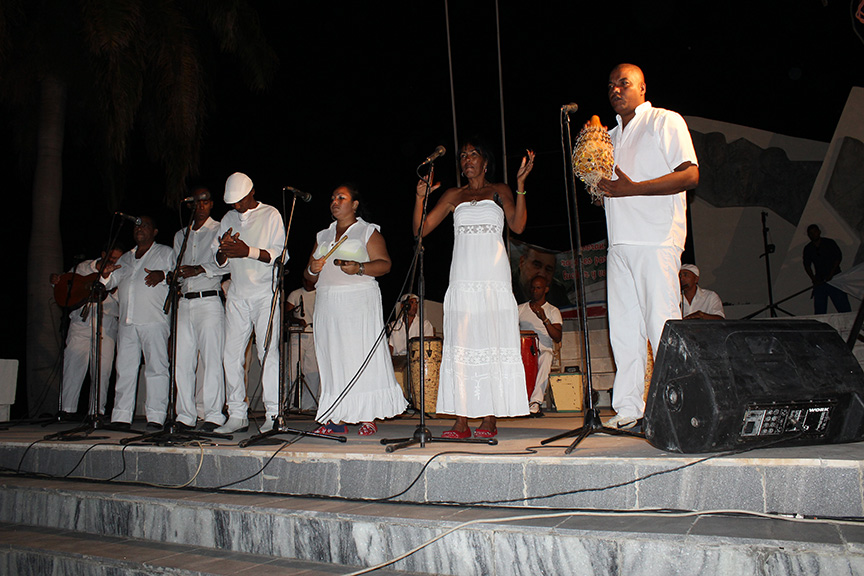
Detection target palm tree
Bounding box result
[0,0,276,416]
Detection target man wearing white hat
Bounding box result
[679,264,725,320]
[214,172,286,434]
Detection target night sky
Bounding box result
[4,0,864,373]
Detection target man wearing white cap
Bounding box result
[214,172,286,434]
[679,264,725,320]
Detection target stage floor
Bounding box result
[3,410,864,518]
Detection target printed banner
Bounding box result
[509,237,607,318]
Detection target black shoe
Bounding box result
[57,410,79,422]
[174,421,194,432]
[109,421,131,431]
[197,421,220,432]
[146,421,163,430]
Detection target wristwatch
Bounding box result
[357,262,365,276]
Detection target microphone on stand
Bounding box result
[182,192,210,203]
[115,212,142,226]
[561,102,579,114]
[419,145,446,165]
[283,186,312,202]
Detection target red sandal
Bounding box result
[313,422,348,435]
[358,422,377,436]
[473,428,497,438]
[441,428,471,439]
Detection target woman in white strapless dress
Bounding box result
[413,139,535,438]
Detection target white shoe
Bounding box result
[215,417,248,434]
[604,414,639,430]
[260,417,275,433]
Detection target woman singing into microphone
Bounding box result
[414,138,535,438]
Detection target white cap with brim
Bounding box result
[224,172,253,204]
[680,264,700,277]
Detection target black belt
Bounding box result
[183,290,220,300]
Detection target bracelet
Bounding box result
[247,246,260,260]
[543,318,551,325]
[357,262,365,276]
[516,189,527,195]
[307,265,319,276]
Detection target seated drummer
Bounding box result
[517,275,563,416]
[388,293,435,358]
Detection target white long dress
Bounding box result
[436,200,528,417]
[312,218,407,424]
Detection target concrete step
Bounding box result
[0,521,433,575]
[2,476,864,576]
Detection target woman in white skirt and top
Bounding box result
[304,184,406,435]
[413,138,535,438]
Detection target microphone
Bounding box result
[182,192,210,203]
[420,145,446,165]
[561,102,579,114]
[115,212,142,226]
[283,186,312,202]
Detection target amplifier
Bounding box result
[645,320,864,453]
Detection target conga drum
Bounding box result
[409,336,442,414]
[520,330,539,399]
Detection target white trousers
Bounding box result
[175,296,225,427]
[606,244,681,419]
[286,332,320,410]
[111,322,170,424]
[528,348,554,406]
[223,295,280,419]
[60,314,118,414]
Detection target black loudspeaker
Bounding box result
[644,319,864,453]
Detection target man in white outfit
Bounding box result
[679,264,725,320]
[100,216,176,429]
[50,247,123,418]
[171,189,226,431]
[215,173,286,434]
[517,276,563,416]
[597,63,699,430]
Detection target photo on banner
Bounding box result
[509,237,608,319]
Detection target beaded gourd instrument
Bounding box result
[572,115,614,203]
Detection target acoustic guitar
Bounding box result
[53,272,109,310]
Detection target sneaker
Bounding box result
[528,402,544,418]
[260,417,275,433]
[215,417,249,434]
[604,414,640,430]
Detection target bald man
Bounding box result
[597,63,699,430]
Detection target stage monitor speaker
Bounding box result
[644,320,864,453]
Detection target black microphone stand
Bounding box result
[121,206,231,445]
[45,216,134,439]
[241,191,345,447]
[541,106,644,453]
[381,160,497,451]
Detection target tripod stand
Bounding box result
[240,189,345,448]
[381,159,497,452]
[121,205,230,446]
[284,295,318,413]
[540,105,643,454]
